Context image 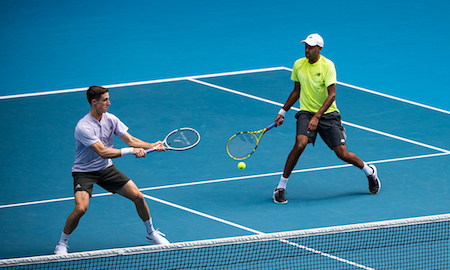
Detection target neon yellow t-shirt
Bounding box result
[291,55,339,114]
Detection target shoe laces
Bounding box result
[275,188,286,197]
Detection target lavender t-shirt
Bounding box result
[72,112,128,172]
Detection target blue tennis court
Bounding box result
[1,67,450,260]
[1,0,450,268]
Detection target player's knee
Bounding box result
[133,191,145,204]
[74,205,88,217]
[335,148,350,161]
[294,142,307,153]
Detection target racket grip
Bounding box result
[134,147,156,157]
[267,118,284,130]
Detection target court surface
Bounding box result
[1,67,449,260]
[1,1,450,267]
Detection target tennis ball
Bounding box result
[238,162,246,170]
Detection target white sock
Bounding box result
[362,162,374,176]
[277,176,289,190]
[59,232,70,244]
[144,219,155,234]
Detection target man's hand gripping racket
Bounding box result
[226,118,283,160]
[136,127,200,157]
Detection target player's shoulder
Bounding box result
[76,113,93,127]
[319,55,335,67]
[103,112,118,120]
[293,57,308,65]
[292,57,309,71]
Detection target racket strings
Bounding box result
[166,129,199,150]
[227,132,258,159]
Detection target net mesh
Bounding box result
[1,214,449,269]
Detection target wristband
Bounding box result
[278,108,287,116]
[120,147,134,157]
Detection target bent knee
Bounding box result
[74,205,88,217]
[132,191,145,203]
[335,148,352,161]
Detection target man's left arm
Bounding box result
[119,132,165,152]
[307,83,336,131]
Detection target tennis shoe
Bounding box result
[367,164,381,195]
[273,188,288,204]
[146,229,170,245]
[54,242,69,255]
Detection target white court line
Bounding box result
[2,151,448,210]
[188,78,284,107]
[144,194,262,234]
[188,78,450,154]
[342,121,450,154]
[0,67,287,100]
[143,194,374,270]
[279,66,450,115]
[2,66,449,117]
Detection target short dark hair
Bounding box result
[86,86,108,104]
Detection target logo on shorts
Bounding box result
[316,73,321,76]
[341,139,346,143]
[76,184,82,190]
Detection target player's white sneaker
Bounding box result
[367,164,381,195]
[54,242,69,255]
[146,229,170,245]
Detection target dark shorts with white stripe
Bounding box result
[295,111,347,150]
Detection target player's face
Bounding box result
[305,44,322,63]
[94,92,111,113]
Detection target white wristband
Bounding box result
[278,108,287,116]
[120,147,134,157]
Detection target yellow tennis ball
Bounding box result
[238,162,246,170]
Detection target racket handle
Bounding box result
[134,147,156,157]
[267,118,284,130]
[145,146,169,154]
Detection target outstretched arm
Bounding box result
[275,82,300,125]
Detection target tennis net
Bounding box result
[1,214,449,269]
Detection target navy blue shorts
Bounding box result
[295,111,347,149]
[72,164,130,197]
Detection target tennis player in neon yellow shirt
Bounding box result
[273,33,381,204]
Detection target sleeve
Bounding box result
[290,60,300,82]
[324,60,337,87]
[75,125,100,147]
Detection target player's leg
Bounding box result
[117,180,169,245]
[283,134,309,178]
[333,144,380,195]
[55,191,90,254]
[333,144,363,168]
[319,112,381,195]
[117,180,150,221]
[274,111,316,204]
[273,134,309,204]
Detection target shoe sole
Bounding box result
[273,198,288,204]
[369,165,381,195]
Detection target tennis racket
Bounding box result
[226,119,283,160]
[142,127,200,155]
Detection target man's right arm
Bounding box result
[275,82,300,124]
